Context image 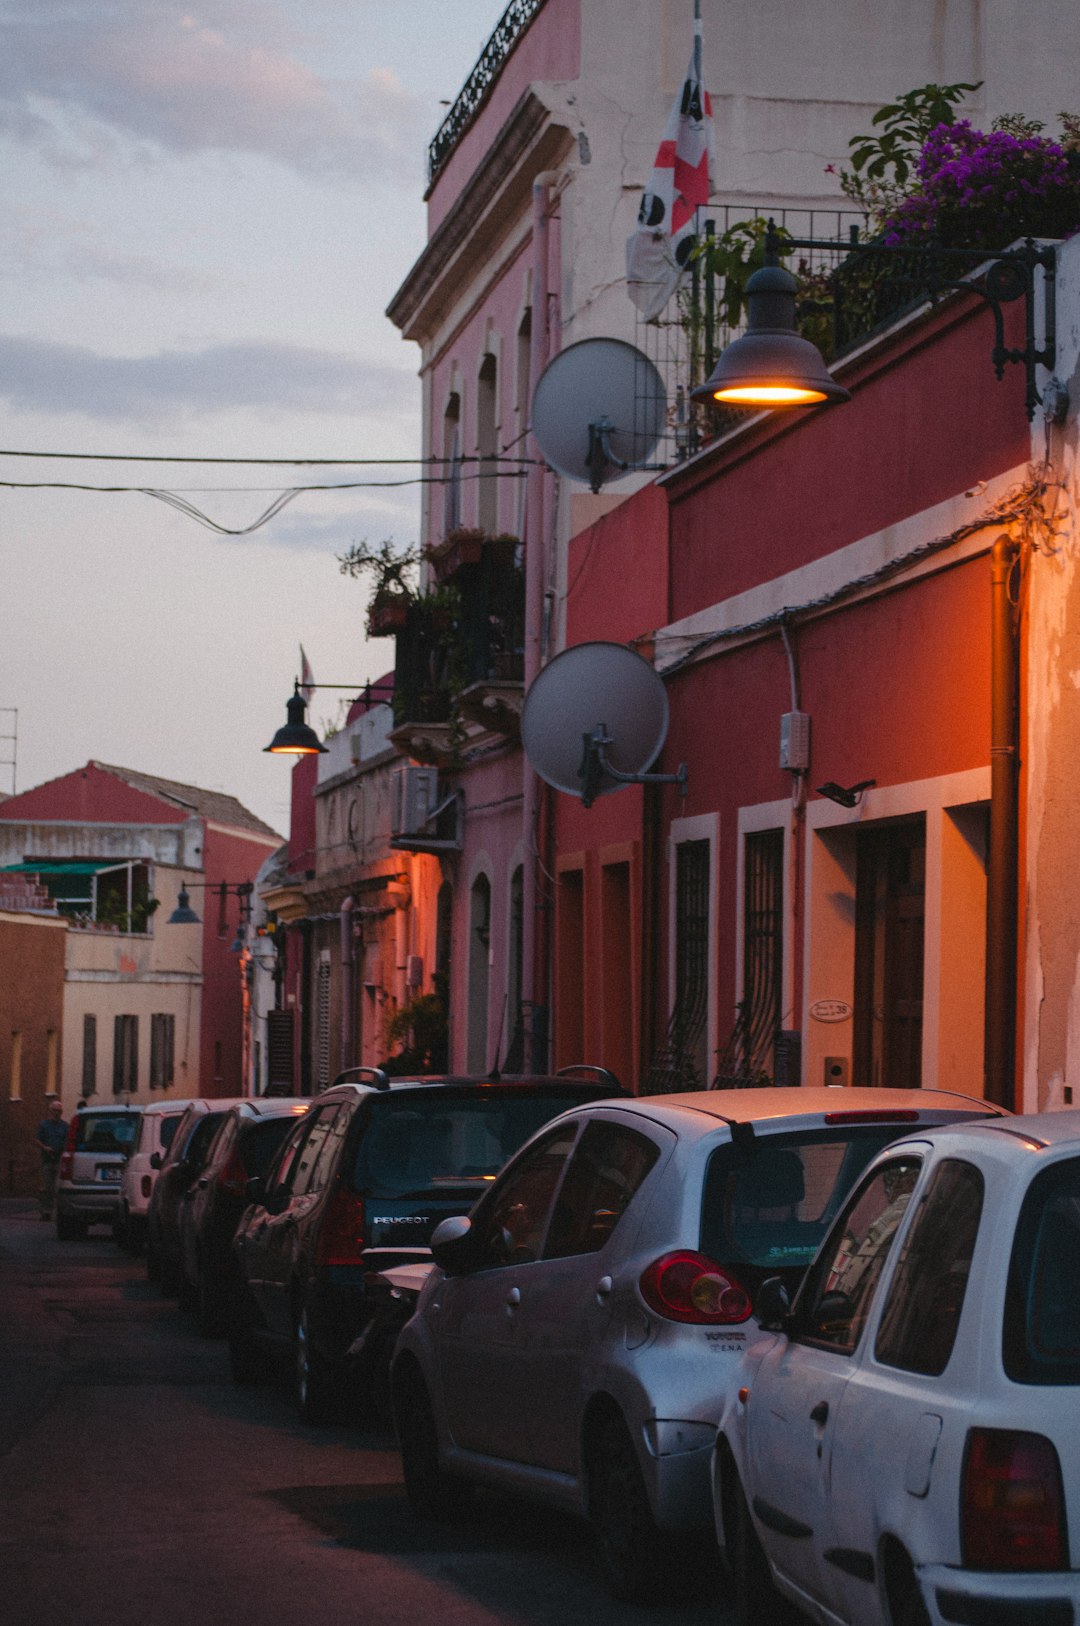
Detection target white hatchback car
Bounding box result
[116,1097,200,1252]
[391,1086,1001,1601]
[715,1111,1080,1626]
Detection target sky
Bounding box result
[0,0,511,835]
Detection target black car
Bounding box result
[145,1099,244,1293]
[177,1097,310,1333]
[229,1066,623,1422]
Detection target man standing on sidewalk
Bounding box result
[36,1099,67,1220]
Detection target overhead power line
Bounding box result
[0,449,543,467]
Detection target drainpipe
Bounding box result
[986,534,1020,1110]
[522,170,556,1070]
[339,897,354,1070]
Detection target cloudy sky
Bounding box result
[0,0,509,834]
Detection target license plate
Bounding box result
[97,1166,122,1183]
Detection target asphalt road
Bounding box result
[0,1200,729,1626]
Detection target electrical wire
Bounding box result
[0,449,543,467]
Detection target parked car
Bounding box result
[391,1086,1005,1602]
[145,1098,245,1292]
[714,1109,1080,1626]
[56,1102,143,1240]
[116,1097,199,1253]
[228,1066,625,1423]
[177,1097,310,1333]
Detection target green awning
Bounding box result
[0,860,127,876]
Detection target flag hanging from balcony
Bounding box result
[626,7,713,320]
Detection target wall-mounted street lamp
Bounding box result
[166,879,254,929]
[693,222,1068,422]
[263,678,396,756]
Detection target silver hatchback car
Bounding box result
[391,1087,1003,1601]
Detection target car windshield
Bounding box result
[350,1088,588,1198]
[700,1126,916,1282]
[158,1115,183,1151]
[1004,1155,1080,1386]
[74,1113,139,1154]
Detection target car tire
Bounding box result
[397,1370,468,1519]
[294,1303,337,1425]
[731,1471,798,1626]
[588,1414,673,1602]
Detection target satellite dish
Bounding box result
[531,338,666,493]
[522,642,687,807]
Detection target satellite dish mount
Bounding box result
[579,724,688,807]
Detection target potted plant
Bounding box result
[337,536,423,638]
[426,526,486,582]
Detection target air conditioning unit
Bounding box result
[391,766,439,838]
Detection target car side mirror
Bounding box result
[756,1276,792,1332]
[149,1151,162,1171]
[430,1214,475,1274]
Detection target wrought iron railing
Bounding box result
[392,548,525,727]
[427,0,546,185]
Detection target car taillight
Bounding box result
[316,1185,366,1267]
[961,1429,1067,1571]
[639,1251,752,1324]
[217,1148,248,1198]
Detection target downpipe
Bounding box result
[986,534,1019,1110]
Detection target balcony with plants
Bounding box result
[338,531,525,769]
[645,84,1080,459]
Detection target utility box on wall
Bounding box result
[390,766,439,838]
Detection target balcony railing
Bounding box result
[427,0,545,185]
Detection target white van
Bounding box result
[56,1102,144,1241]
[117,1098,200,1252]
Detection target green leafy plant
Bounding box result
[381,983,449,1074]
[837,81,981,229]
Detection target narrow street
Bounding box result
[0,1201,727,1626]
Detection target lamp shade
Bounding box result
[264,688,327,755]
[167,887,201,925]
[693,261,850,407]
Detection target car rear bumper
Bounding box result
[57,1186,121,1220]
[921,1563,1079,1626]
[639,1426,717,1532]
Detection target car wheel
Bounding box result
[588,1414,672,1602]
[730,1471,798,1626]
[397,1370,468,1519]
[294,1303,337,1425]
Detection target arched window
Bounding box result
[467,874,492,1073]
[477,354,497,534]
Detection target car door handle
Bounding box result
[595,1275,612,1300]
[505,1287,521,1309]
[810,1401,829,1425]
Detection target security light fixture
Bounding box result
[693,222,1067,423]
[816,779,875,809]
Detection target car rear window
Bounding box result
[700,1126,917,1281]
[350,1087,591,1198]
[1003,1155,1080,1386]
[74,1112,140,1154]
[158,1114,183,1152]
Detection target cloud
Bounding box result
[2,208,220,294]
[0,332,418,422]
[0,1,425,178]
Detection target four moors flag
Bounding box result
[626,5,714,320]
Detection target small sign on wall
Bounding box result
[810,999,853,1023]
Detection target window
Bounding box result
[477,352,498,533]
[545,1121,659,1258]
[1004,1156,1080,1386]
[315,957,331,1090]
[113,1014,138,1095]
[875,1159,983,1375]
[267,1118,312,1197]
[150,1013,175,1089]
[290,1106,341,1196]
[442,393,462,533]
[648,838,709,1091]
[81,1015,96,1097]
[794,1155,922,1353]
[470,1122,579,1267]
